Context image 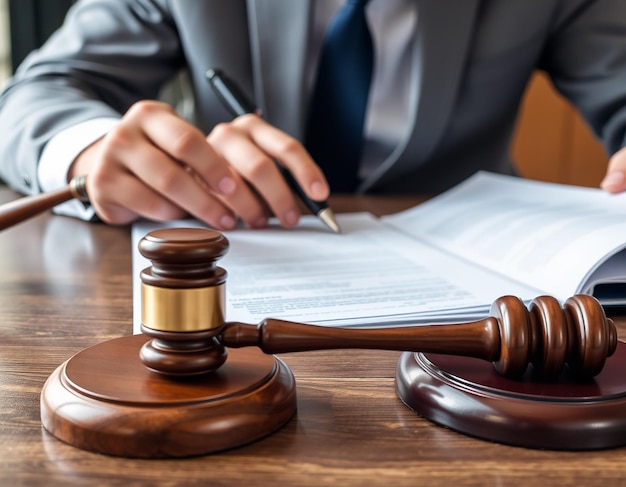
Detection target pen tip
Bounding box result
[318,208,342,233]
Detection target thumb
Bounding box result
[601,146,626,193]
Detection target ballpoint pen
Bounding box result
[206,68,341,233]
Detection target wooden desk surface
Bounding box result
[2,189,626,487]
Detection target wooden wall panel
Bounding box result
[512,72,609,188]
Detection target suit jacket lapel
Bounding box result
[246,0,482,190]
[360,0,482,191]
[246,0,312,139]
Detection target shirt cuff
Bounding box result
[38,117,119,220]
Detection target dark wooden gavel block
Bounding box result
[39,228,626,457]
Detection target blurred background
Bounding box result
[0,0,74,88]
[0,0,10,85]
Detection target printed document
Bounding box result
[132,172,626,331]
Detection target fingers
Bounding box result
[83,101,245,228]
[208,119,299,227]
[207,114,329,227]
[233,114,329,202]
[87,169,189,225]
[601,147,626,193]
[129,102,238,198]
[75,101,329,229]
[88,135,238,228]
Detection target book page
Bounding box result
[383,172,626,300]
[132,212,536,332]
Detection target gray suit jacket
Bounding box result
[1,0,626,196]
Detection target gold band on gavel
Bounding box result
[141,283,225,332]
[69,175,90,202]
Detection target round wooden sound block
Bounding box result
[396,341,626,450]
[40,334,297,458]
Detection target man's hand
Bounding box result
[601,146,626,193]
[69,100,329,229]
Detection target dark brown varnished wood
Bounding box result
[138,227,230,375]
[5,187,626,485]
[138,227,229,288]
[40,226,297,457]
[0,176,88,231]
[396,341,626,450]
[221,294,616,379]
[41,226,620,458]
[41,334,296,458]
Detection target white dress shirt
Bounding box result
[38,0,417,218]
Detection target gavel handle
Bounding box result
[221,318,500,362]
[0,176,88,231]
[221,293,617,379]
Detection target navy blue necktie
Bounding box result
[305,0,374,193]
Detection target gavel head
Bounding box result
[491,294,617,379]
[138,228,230,376]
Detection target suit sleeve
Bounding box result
[540,0,626,156]
[0,0,184,194]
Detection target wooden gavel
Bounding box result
[138,227,617,380]
[0,175,88,231]
[1,186,616,380]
